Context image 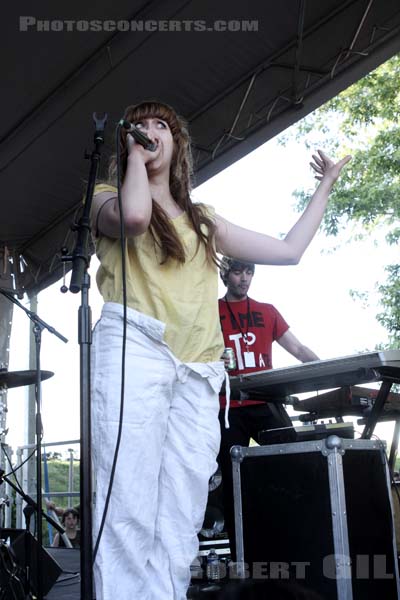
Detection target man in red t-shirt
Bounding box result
[217,256,319,558]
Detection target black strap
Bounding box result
[224,296,251,350]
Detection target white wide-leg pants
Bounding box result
[91,302,225,600]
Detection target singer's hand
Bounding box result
[127,133,138,155]
[127,133,147,162]
[127,133,157,165]
[310,150,351,184]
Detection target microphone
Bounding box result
[119,119,157,151]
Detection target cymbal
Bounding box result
[0,370,54,389]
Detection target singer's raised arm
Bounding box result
[215,150,351,265]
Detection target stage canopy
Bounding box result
[1,0,400,297]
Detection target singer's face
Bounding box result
[134,117,174,172]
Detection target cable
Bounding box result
[92,123,128,562]
[368,433,400,549]
[370,432,397,481]
[0,541,26,600]
[1,446,33,495]
[2,447,36,481]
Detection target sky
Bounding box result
[5,134,398,455]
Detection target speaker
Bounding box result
[0,528,62,596]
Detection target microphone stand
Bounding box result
[62,112,107,600]
[0,289,67,600]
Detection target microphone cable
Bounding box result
[93,122,128,562]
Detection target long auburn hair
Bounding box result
[108,101,217,265]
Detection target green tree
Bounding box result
[281,53,400,346]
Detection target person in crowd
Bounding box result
[52,507,80,548]
[89,99,351,599]
[218,257,319,558]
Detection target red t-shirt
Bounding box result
[219,297,289,408]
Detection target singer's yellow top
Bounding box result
[91,183,224,363]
